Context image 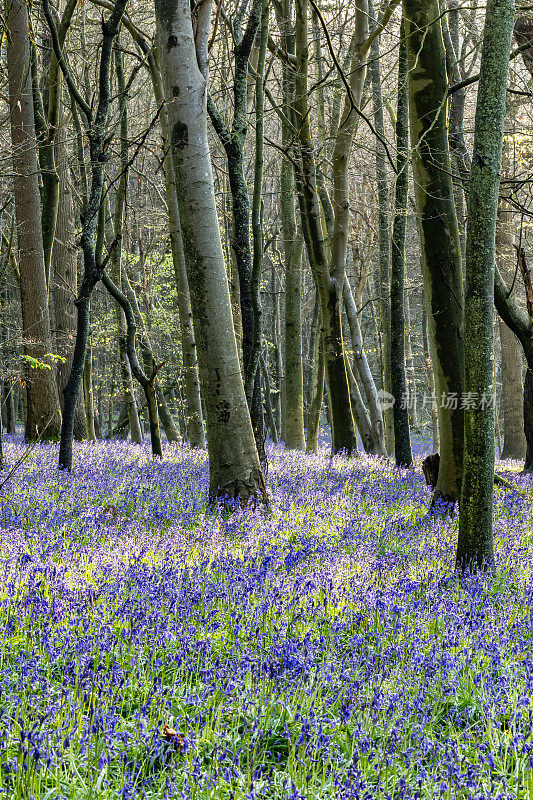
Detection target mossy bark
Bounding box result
[403,0,464,501]
[457,0,515,571]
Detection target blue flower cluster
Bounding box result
[0,436,531,798]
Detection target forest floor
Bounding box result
[0,437,532,799]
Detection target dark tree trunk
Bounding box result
[390,22,413,468]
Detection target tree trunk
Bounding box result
[524,369,533,471]
[260,352,278,444]
[157,385,180,444]
[369,0,393,454]
[111,43,143,446]
[405,292,418,430]
[54,0,128,469]
[499,321,526,459]
[146,47,206,448]
[52,107,87,441]
[155,0,266,503]
[422,306,439,451]
[390,24,413,468]
[282,161,306,449]
[6,0,61,441]
[206,0,265,459]
[306,334,325,453]
[343,278,385,454]
[404,0,464,502]
[496,163,526,460]
[457,0,514,570]
[294,0,358,454]
[83,338,97,442]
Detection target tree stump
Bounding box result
[422,453,440,489]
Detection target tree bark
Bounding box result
[52,110,87,441]
[207,0,266,460]
[457,0,514,571]
[343,278,385,454]
[497,206,527,460]
[369,0,393,454]
[281,165,305,449]
[51,0,128,469]
[404,0,464,502]
[6,0,62,441]
[306,334,325,452]
[155,0,267,503]
[111,43,143,446]
[294,0,358,454]
[146,46,206,448]
[390,24,413,468]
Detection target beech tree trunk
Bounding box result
[6,0,61,441]
[155,0,267,503]
[147,47,206,448]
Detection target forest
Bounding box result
[0,0,533,797]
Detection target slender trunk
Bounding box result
[123,269,178,447]
[260,352,278,444]
[422,306,439,451]
[343,278,385,454]
[390,23,413,468]
[272,267,283,434]
[111,44,143,446]
[54,0,128,468]
[405,292,418,430]
[53,115,88,441]
[496,158,526,460]
[281,169,305,449]
[306,334,325,452]
[250,0,269,459]
[103,272,164,457]
[206,0,265,458]
[294,0,357,453]
[305,292,320,426]
[157,385,180,444]
[457,0,514,570]
[84,339,96,442]
[499,321,526,460]
[369,0,393,454]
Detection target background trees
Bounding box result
[0,0,529,531]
